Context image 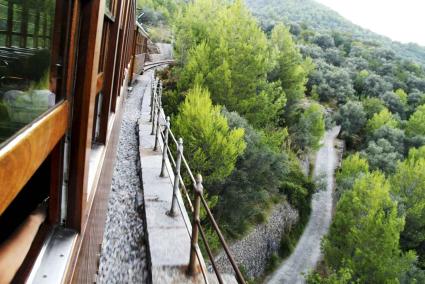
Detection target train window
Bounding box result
[0,153,51,244]
[0,0,58,146]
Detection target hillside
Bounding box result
[146,0,425,281]
[245,0,425,66]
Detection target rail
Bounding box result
[149,73,246,284]
[144,60,175,71]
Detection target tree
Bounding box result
[316,66,355,103]
[307,268,352,284]
[406,74,425,93]
[362,138,403,174]
[391,146,425,269]
[406,104,425,137]
[334,101,366,145]
[269,23,313,106]
[395,89,408,105]
[173,0,222,64]
[381,91,406,119]
[212,110,289,237]
[323,172,415,283]
[176,0,286,127]
[354,69,370,94]
[313,34,335,49]
[362,73,393,98]
[173,86,246,183]
[324,48,344,66]
[290,102,325,152]
[362,97,386,119]
[370,125,406,156]
[335,153,369,198]
[366,108,398,134]
[405,145,425,162]
[407,90,425,115]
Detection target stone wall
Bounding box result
[214,202,298,279]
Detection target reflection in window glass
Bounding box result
[0,0,57,145]
[106,0,112,13]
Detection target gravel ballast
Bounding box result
[97,76,149,283]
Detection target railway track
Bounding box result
[144,60,174,71]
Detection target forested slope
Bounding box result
[244,0,425,282]
[246,0,425,66]
[139,0,425,282]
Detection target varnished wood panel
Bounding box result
[133,53,146,77]
[69,93,125,284]
[0,102,69,215]
[68,0,105,232]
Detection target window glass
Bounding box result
[0,0,57,146]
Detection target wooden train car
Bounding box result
[0,0,148,282]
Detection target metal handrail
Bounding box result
[149,73,246,284]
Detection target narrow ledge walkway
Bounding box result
[137,70,207,283]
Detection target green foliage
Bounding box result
[279,218,309,259]
[324,172,416,283]
[400,265,425,284]
[354,69,369,94]
[335,154,369,198]
[362,138,403,174]
[362,97,386,119]
[315,65,355,104]
[229,0,425,279]
[335,101,366,145]
[381,91,406,119]
[306,267,353,284]
[366,108,398,134]
[280,153,315,220]
[137,0,180,28]
[370,125,406,156]
[265,253,281,274]
[406,104,425,137]
[211,110,289,238]
[175,0,285,127]
[406,145,425,162]
[407,90,425,115]
[392,146,425,269]
[269,23,313,106]
[362,73,393,98]
[290,102,325,152]
[173,85,246,184]
[158,0,425,279]
[396,89,408,105]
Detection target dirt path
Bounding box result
[267,126,341,284]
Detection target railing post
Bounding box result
[188,174,203,276]
[158,81,162,110]
[167,138,183,217]
[149,78,154,122]
[150,78,157,123]
[151,82,156,135]
[153,106,161,151]
[160,116,170,177]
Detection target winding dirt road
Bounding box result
[267,126,341,284]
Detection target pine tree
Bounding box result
[324,172,415,283]
[173,85,246,184]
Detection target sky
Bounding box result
[315,0,425,46]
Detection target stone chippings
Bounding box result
[98,77,149,283]
[214,202,298,279]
